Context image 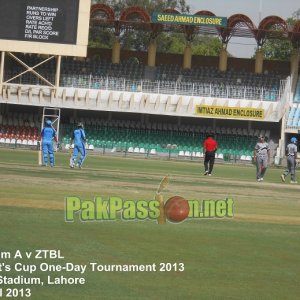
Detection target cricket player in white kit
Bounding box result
[254,136,270,182]
[281,137,298,184]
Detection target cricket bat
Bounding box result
[38,142,42,166]
[69,146,73,167]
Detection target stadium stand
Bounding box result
[286,103,300,129]
[0,48,286,163]
[56,117,268,161]
[0,108,267,162]
[1,3,299,165]
[294,77,300,102]
[3,54,286,101]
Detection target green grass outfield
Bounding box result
[0,148,300,300]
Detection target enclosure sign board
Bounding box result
[152,12,227,27]
[196,105,264,119]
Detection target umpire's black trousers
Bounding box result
[204,151,216,174]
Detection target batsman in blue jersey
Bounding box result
[70,123,86,168]
[41,120,57,167]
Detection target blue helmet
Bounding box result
[290,137,297,144]
[45,120,52,126]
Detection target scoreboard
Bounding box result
[0,0,90,56]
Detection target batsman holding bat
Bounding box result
[70,122,86,169]
[254,135,270,182]
[41,120,57,167]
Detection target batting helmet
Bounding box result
[77,122,84,128]
[291,137,297,144]
[45,120,52,126]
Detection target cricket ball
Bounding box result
[164,196,189,223]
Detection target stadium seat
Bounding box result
[150,148,157,155]
[128,147,134,153]
[184,151,191,157]
[178,150,185,156]
[195,152,201,157]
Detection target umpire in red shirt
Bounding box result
[203,134,218,176]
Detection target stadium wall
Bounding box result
[0,86,286,122]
